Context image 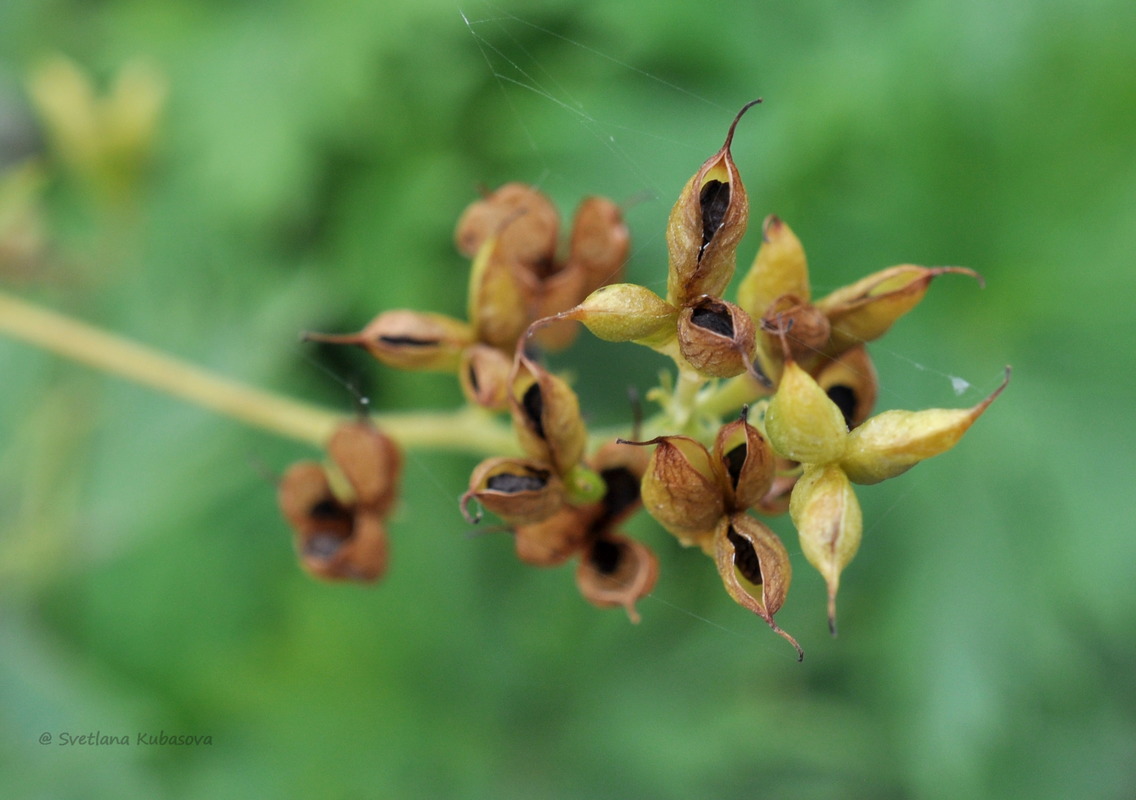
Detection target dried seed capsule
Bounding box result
[277,461,389,582]
[840,367,1010,484]
[737,215,811,319]
[665,100,759,306]
[459,343,512,410]
[454,182,559,271]
[527,263,587,351]
[763,359,848,465]
[813,346,878,429]
[758,294,831,364]
[788,462,862,635]
[815,265,983,357]
[462,457,565,526]
[566,196,631,293]
[711,413,775,512]
[510,356,587,476]
[676,296,757,378]
[713,514,803,660]
[574,533,659,623]
[634,435,724,549]
[513,506,589,567]
[326,421,401,514]
[304,310,473,372]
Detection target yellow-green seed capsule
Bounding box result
[840,367,1010,484]
[816,265,983,357]
[764,359,848,465]
[737,215,811,319]
[789,462,862,635]
[567,283,678,346]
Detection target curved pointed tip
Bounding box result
[769,620,804,661]
[459,492,483,525]
[302,330,363,347]
[827,594,839,637]
[932,265,985,289]
[723,98,764,151]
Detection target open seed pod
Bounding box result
[278,462,389,582]
[462,457,565,526]
[575,533,659,623]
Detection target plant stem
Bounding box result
[0,290,517,456]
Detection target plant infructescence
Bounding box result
[0,98,1008,660]
[291,100,1008,659]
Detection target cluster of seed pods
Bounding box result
[281,101,1008,658]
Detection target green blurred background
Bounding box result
[2,0,1133,797]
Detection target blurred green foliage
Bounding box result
[2,0,1134,798]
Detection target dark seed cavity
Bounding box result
[727,526,763,586]
[378,335,437,348]
[522,383,546,439]
[590,538,623,576]
[593,467,641,531]
[690,304,734,338]
[486,471,548,494]
[723,443,747,490]
[826,384,858,428]
[467,364,481,393]
[309,498,350,521]
[699,179,730,258]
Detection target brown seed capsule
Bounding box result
[304,310,473,372]
[634,435,725,549]
[813,346,879,429]
[461,457,565,526]
[676,296,757,379]
[816,265,983,357]
[763,359,848,465]
[574,533,659,623]
[711,414,775,512]
[326,421,401,514]
[527,263,587,351]
[566,196,630,292]
[713,514,803,660]
[840,366,1010,485]
[459,343,513,410]
[277,461,389,582]
[755,456,801,516]
[737,215,811,319]
[454,182,559,271]
[759,294,831,364]
[510,356,587,476]
[666,100,760,306]
[788,462,862,635]
[513,506,589,567]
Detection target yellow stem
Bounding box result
[0,290,517,456]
